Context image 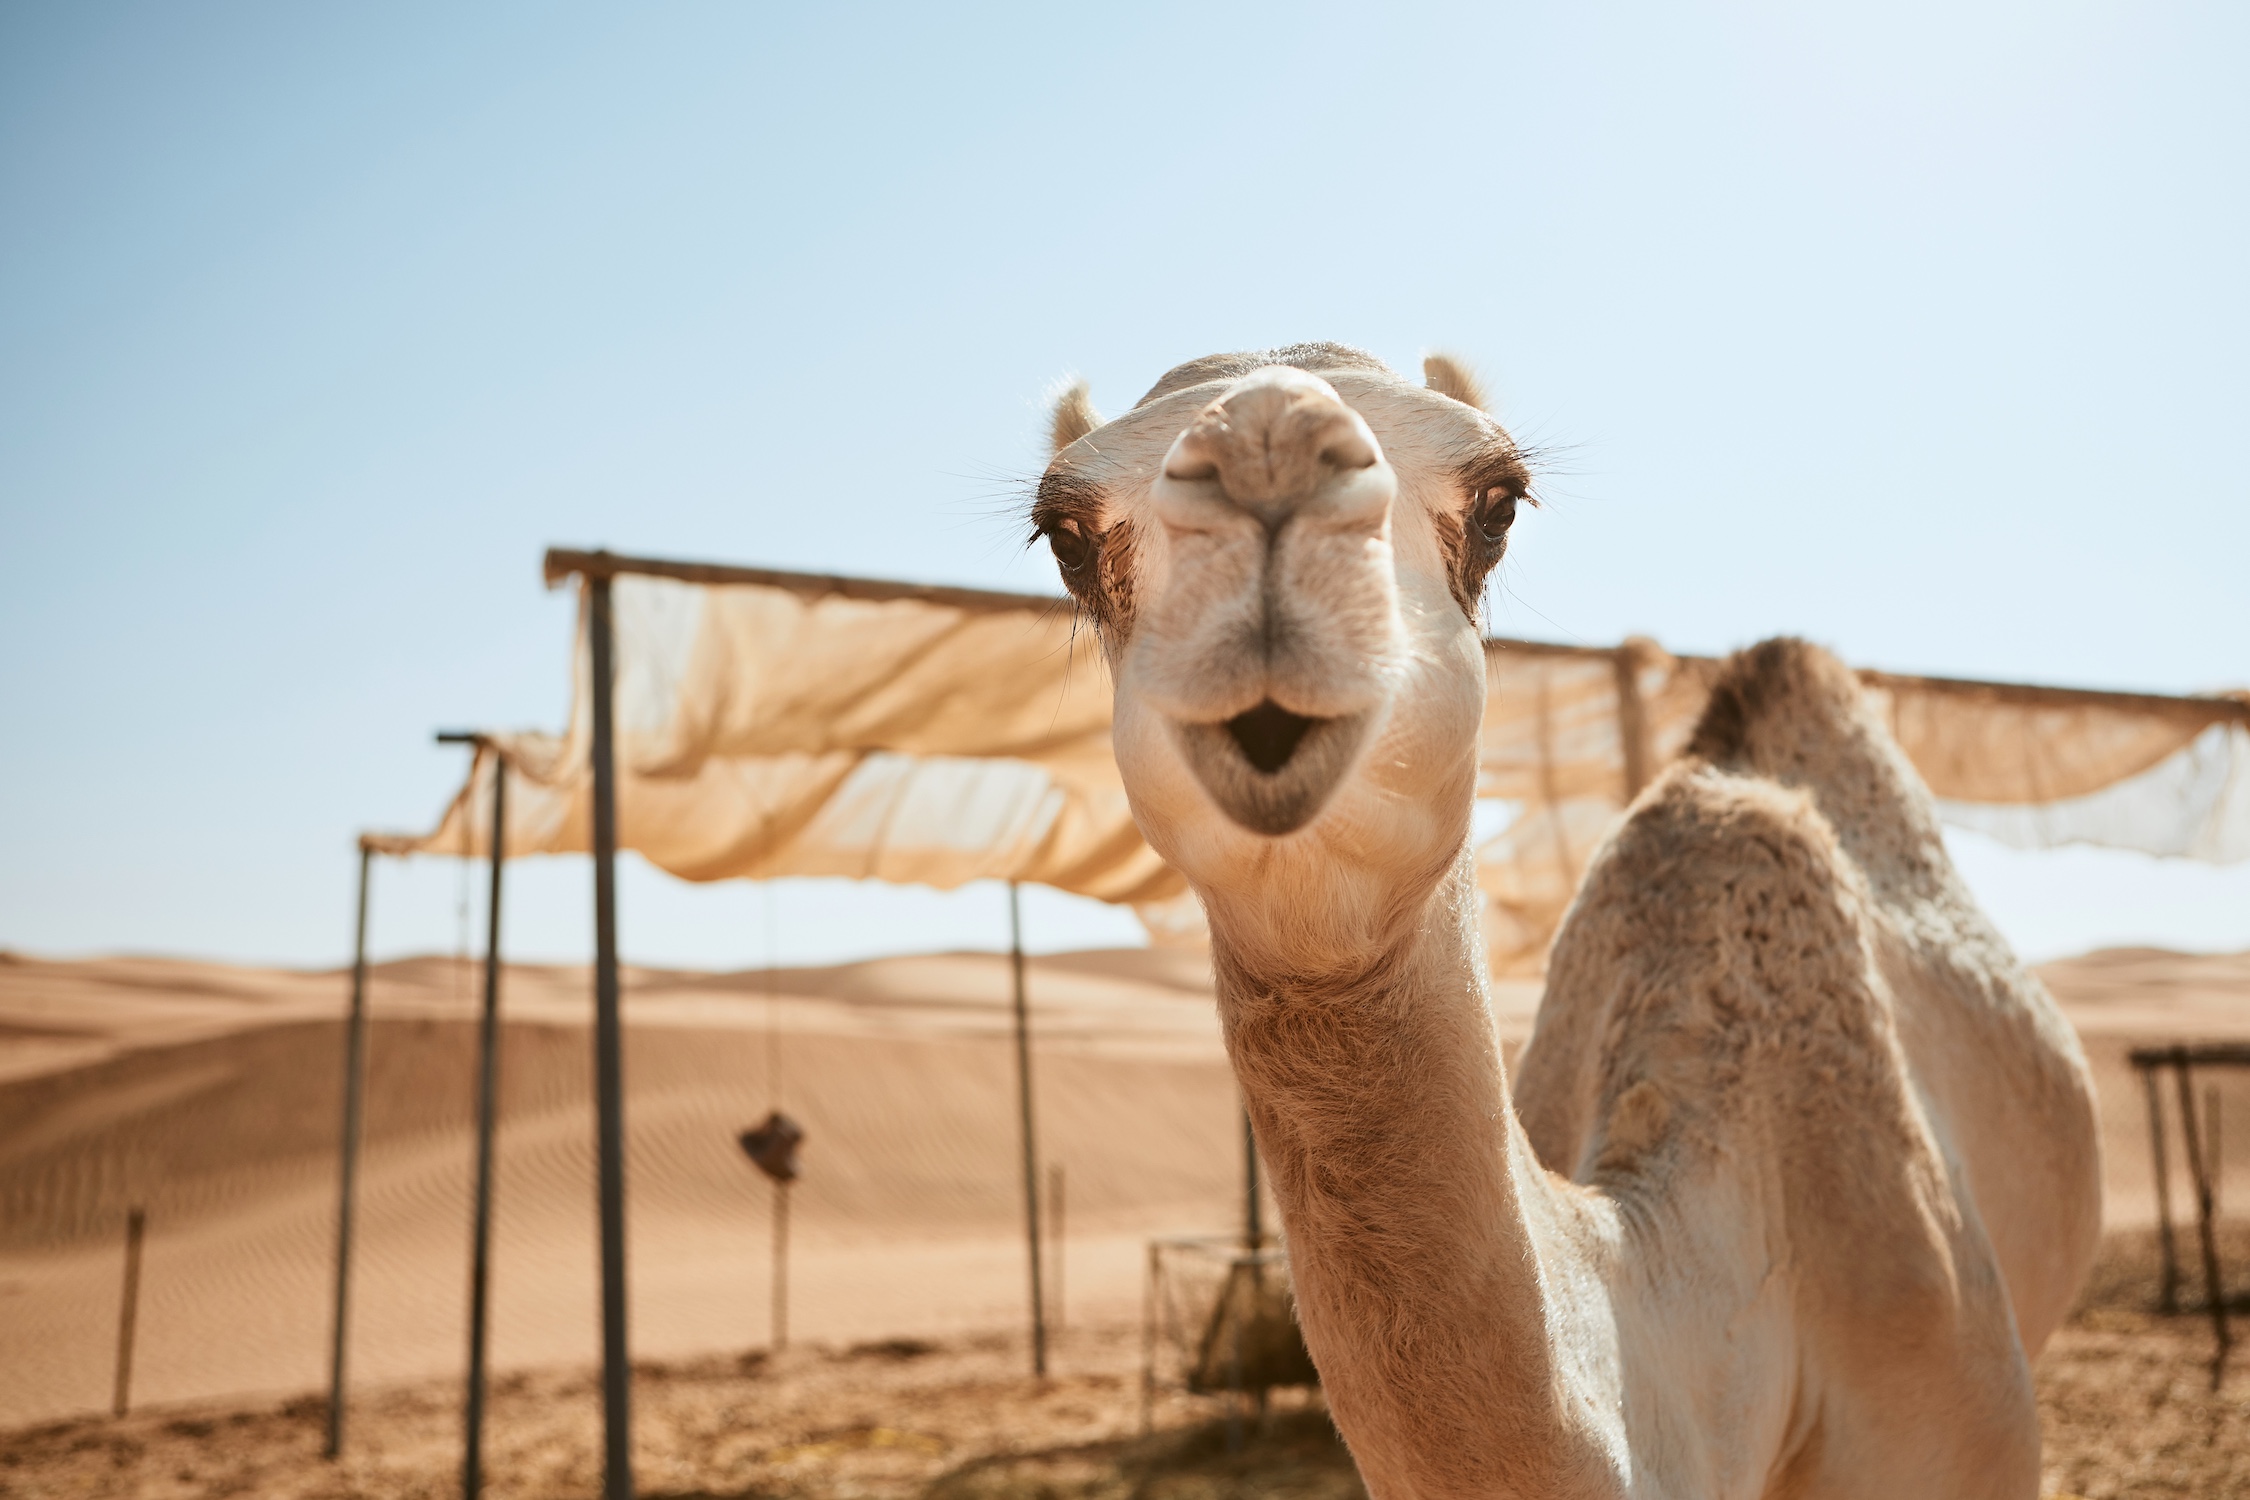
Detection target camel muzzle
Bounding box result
[1226,700,1319,774]
[1172,705,1372,837]
[1160,366,1385,534]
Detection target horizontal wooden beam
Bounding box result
[1862,669,2250,726]
[540,547,2248,723]
[541,548,1073,616]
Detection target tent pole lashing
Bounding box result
[588,576,634,1499]
[1009,882,1047,1377]
[326,840,374,1458]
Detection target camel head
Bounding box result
[1031,344,1529,952]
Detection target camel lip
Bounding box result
[1224,700,1323,776]
[1170,709,1372,837]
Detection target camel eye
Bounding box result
[1474,488,1517,545]
[1047,519,1097,575]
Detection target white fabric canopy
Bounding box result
[376,555,2250,974]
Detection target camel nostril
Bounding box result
[1226,700,1320,775]
[1319,431,1379,471]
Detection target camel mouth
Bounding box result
[1172,706,1371,836]
[1225,701,1320,775]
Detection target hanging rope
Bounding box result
[763,883,782,1110]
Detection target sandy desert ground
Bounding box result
[0,946,1274,1427]
[2,1226,2245,1500]
[1,942,2246,1496]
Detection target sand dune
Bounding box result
[0,944,2242,1430]
[0,948,1250,1427]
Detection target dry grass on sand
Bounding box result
[0,1323,1355,1500]
[2038,1224,2250,1499]
[3,1230,2245,1500]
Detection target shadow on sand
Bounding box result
[648,1409,1365,1500]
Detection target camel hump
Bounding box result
[1680,637,1946,868]
[1685,636,1864,769]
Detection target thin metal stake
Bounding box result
[771,1178,790,1353]
[589,575,634,1499]
[462,749,507,1500]
[2141,1062,2179,1314]
[113,1207,145,1418]
[1008,883,1047,1377]
[327,843,374,1456]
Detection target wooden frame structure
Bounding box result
[313,546,2249,1491]
[2132,1042,2244,1382]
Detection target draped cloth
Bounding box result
[1472,645,2250,971]
[373,556,2250,975]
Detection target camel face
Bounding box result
[1033,345,1527,904]
[1032,352,2098,1497]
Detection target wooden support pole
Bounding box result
[588,576,634,1499]
[2170,1054,2230,1377]
[113,1207,145,1418]
[1049,1163,1066,1341]
[461,749,507,1500]
[1008,882,1047,1377]
[1140,1241,1159,1435]
[2212,1087,2224,1223]
[2142,1061,2180,1314]
[326,843,374,1457]
[1610,643,1652,800]
[1243,1111,1263,1251]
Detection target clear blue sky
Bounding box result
[3,2,2244,971]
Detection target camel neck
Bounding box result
[1204,848,1608,1496]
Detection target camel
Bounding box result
[1029,345,2102,1498]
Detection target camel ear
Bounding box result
[1048,379,1102,455]
[1422,353,1488,411]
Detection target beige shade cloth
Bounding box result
[1470,647,2250,970]
[377,554,2250,974]
[371,564,1178,904]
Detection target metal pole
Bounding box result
[2170,1054,2230,1376]
[1008,882,1047,1377]
[2142,1062,2179,1314]
[589,576,633,1499]
[463,751,506,1500]
[1243,1110,1263,1250]
[326,842,374,1457]
[771,1178,790,1353]
[113,1206,145,1417]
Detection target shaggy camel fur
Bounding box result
[1030,345,2102,1498]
